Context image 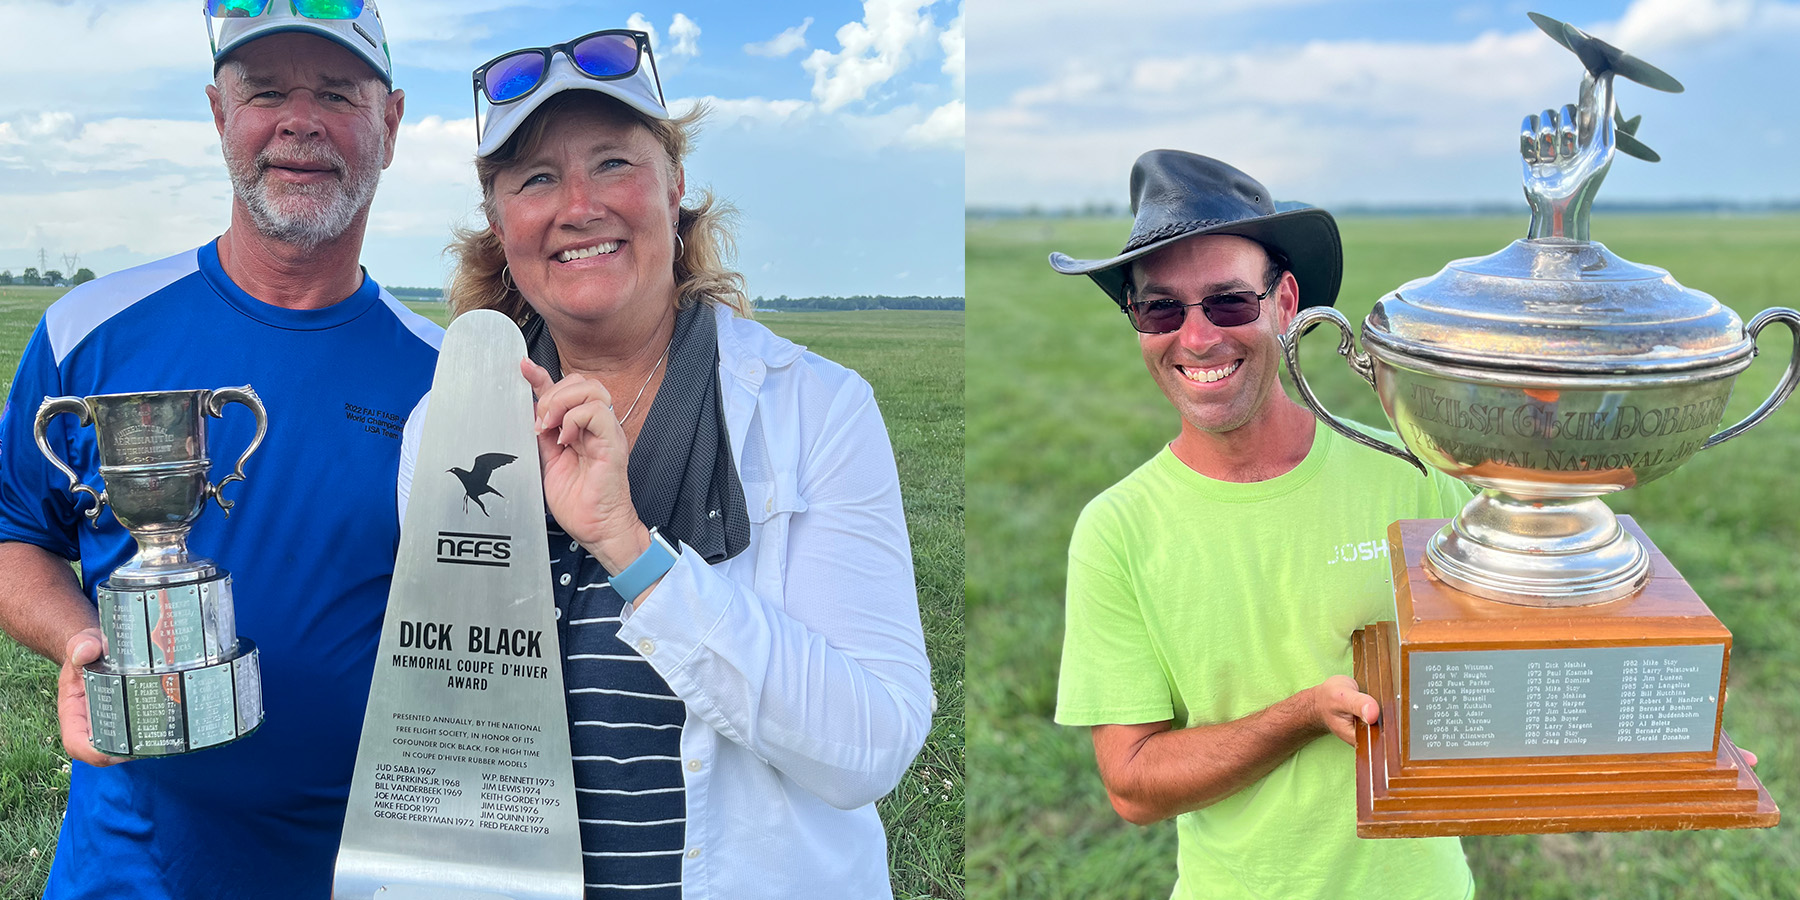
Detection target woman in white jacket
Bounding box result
[404,27,932,899]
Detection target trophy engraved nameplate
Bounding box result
[1281,14,1794,836]
[334,310,582,900]
[35,387,269,756]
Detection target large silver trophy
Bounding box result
[1284,15,1800,608]
[1279,14,1791,836]
[35,388,268,756]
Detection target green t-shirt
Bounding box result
[1057,421,1476,900]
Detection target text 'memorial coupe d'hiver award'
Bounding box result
[334,310,582,900]
[1282,13,1797,837]
[36,387,268,757]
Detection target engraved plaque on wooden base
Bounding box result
[1352,516,1779,838]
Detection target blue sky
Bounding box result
[1,0,964,296]
[970,0,1799,213]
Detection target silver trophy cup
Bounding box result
[35,388,269,756]
[1281,19,1800,608]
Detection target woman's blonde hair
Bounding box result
[447,91,749,321]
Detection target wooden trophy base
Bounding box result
[1352,517,1778,838]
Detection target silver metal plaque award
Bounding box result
[334,310,582,900]
[36,388,268,757]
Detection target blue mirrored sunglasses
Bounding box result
[473,30,660,105]
[207,0,365,18]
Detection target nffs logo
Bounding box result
[439,452,517,567]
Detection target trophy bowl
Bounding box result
[1285,237,1800,607]
[1279,13,1800,609]
[102,464,214,534]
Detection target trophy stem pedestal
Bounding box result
[1353,517,1778,838]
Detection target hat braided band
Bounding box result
[1122,218,1228,254]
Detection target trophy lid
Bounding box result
[1363,238,1753,375]
[1363,14,1752,377]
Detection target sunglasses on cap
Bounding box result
[472,30,666,142]
[208,0,366,17]
[1124,272,1283,334]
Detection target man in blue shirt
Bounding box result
[0,5,441,898]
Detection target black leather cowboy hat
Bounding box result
[1049,150,1342,311]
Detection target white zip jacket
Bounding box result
[399,305,933,897]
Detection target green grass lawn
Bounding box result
[967,214,1800,899]
[0,293,963,900]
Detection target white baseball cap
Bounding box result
[207,0,393,88]
[474,29,669,158]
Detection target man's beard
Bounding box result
[224,136,381,251]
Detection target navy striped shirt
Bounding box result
[549,522,686,899]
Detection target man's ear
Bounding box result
[380,88,406,169]
[1272,270,1301,332]
[207,83,227,138]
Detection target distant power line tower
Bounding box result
[38,248,48,271]
[62,252,80,275]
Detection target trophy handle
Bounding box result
[205,386,268,514]
[34,396,108,526]
[1702,307,1800,450]
[1282,306,1427,474]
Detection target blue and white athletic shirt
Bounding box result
[0,240,442,900]
[549,522,687,900]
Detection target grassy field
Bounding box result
[750,310,966,899]
[0,291,964,900]
[966,215,1800,899]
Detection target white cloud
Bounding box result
[939,5,964,93]
[971,0,1800,208]
[627,13,660,52]
[663,1,963,148]
[967,0,1323,77]
[744,18,813,58]
[377,0,567,71]
[0,112,228,259]
[668,13,702,59]
[1611,0,1758,52]
[628,12,699,61]
[368,115,484,237]
[0,114,219,175]
[903,99,963,148]
[802,0,942,112]
[0,1,196,85]
[0,109,483,261]
[671,94,959,154]
[679,96,815,127]
[0,173,228,266]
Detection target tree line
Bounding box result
[1,268,96,287]
[754,295,963,311]
[384,289,963,312]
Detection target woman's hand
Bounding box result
[522,359,650,572]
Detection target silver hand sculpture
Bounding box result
[1520,12,1683,241]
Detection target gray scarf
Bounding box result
[521,303,751,564]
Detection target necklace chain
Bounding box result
[616,342,670,427]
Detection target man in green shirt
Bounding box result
[1048,151,1475,899]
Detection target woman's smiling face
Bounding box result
[489,96,684,328]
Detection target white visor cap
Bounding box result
[211,3,393,88]
[477,49,670,159]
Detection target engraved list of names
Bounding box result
[1407,645,1724,760]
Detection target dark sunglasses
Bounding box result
[207,0,365,17]
[473,30,661,106]
[1124,273,1283,334]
